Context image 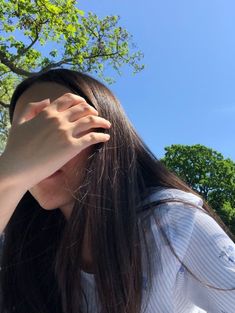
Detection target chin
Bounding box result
[29,189,74,220]
[29,189,65,210]
[33,197,62,211]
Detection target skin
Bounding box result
[13,82,95,272]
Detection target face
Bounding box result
[13,82,93,220]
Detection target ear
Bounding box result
[12,98,50,126]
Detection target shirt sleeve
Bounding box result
[178,204,235,313]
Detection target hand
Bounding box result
[2,93,111,191]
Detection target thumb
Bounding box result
[13,98,51,126]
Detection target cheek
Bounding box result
[61,147,92,179]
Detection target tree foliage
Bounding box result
[160,144,235,234]
[0,0,144,149]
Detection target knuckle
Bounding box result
[41,111,62,127]
[82,103,98,114]
[40,108,52,119]
[77,96,87,103]
[57,125,71,142]
[50,115,61,127]
[87,115,96,123]
[83,104,91,111]
[64,93,86,103]
[88,132,97,141]
[64,92,74,99]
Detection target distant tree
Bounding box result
[220,201,235,231]
[160,144,235,234]
[0,0,144,150]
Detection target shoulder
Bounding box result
[139,187,209,259]
[141,186,204,208]
[141,187,235,266]
[141,190,235,311]
[140,186,205,229]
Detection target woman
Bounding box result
[0,68,234,313]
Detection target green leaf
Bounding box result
[0,0,144,151]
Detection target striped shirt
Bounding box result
[80,187,235,313]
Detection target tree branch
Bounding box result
[38,50,120,73]
[38,58,73,73]
[0,70,11,78]
[85,24,99,39]
[0,51,33,77]
[36,0,58,15]
[0,100,9,108]
[83,50,120,60]
[17,29,39,57]
[0,42,120,78]
[12,18,50,62]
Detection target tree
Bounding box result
[0,0,144,150]
[160,144,235,234]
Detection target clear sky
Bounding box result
[78,0,235,162]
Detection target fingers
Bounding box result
[71,131,111,150]
[50,93,112,138]
[70,115,111,138]
[14,93,96,126]
[62,101,99,122]
[13,98,51,125]
[43,92,112,150]
[49,92,98,116]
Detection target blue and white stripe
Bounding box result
[80,187,235,313]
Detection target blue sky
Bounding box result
[78,0,235,161]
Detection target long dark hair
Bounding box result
[1,68,234,313]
